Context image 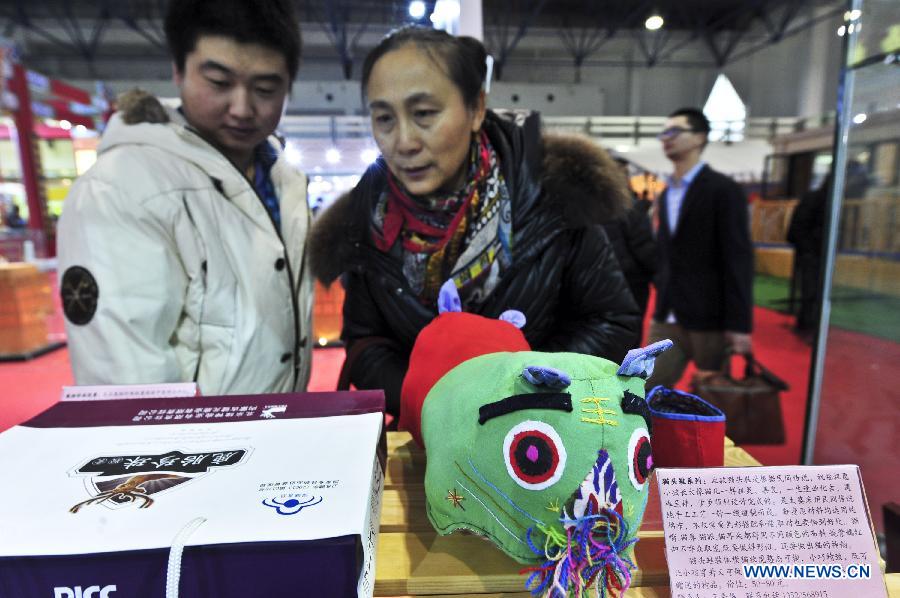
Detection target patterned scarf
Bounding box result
[372,132,513,305]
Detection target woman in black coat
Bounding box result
[309,27,639,416]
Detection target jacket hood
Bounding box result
[309,116,630,286]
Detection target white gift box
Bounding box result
[0,390,385,598]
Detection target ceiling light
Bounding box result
[645,15,664,31]
[59,119,72,130]
[283,142,302,166]
[852,113,867,124]
[848,9,861,21]
[360,149,379,164]
[837,25,846,37]
[409,1,426,19]
[325,148,341,164]
[430,0,460,24]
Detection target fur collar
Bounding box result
[540,131,629,226]
[309,131,629,285]
[116,88,170,125]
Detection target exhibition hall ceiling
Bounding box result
[0,0,846,79]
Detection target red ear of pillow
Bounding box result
[399,312,531,447]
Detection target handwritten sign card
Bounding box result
[657,465,887,598]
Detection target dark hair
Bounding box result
[668,107,711,136]
[165,0,301,82]
[360,26,487,110]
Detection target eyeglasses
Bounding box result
[657,126,696,140]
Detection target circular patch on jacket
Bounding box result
[61,266,99,326]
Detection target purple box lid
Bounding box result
[22,390,386,429]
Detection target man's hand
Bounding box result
[725,331,752,354]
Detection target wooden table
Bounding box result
[374,432,758,596]
[888,573,900,597]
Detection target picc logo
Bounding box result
[53,586,117,598]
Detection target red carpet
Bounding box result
[0,348,72,433]
[808,325,900,533]
[0,347,347,432]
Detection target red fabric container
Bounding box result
[647,385,726,468]
[399,312,530,447]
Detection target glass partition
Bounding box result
[804,0,900,536]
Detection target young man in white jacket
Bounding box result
[58,0,313,395]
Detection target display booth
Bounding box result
[0,45,104,261]
[0,44,104,359]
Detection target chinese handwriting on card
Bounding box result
[657,465,887,598]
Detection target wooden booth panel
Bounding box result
[0,263,53,355]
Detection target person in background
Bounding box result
[311,196,326,217]
[309,26,640,417]
[5,203,26,229]
[647,107,753,390]
[57,0,313,395]
[602,157,656,344]
[787,174,830,337]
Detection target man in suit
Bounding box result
[647,108,753,389]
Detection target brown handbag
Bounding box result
[693,351,788,445]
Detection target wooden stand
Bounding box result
[0,263,57,359]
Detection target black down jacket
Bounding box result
[309,110,641,415]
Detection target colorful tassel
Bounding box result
[520,509,637,598]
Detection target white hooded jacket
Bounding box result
[58,95,313,395]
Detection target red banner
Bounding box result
[49,79,91,105]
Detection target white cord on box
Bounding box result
[166,517,207,598]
